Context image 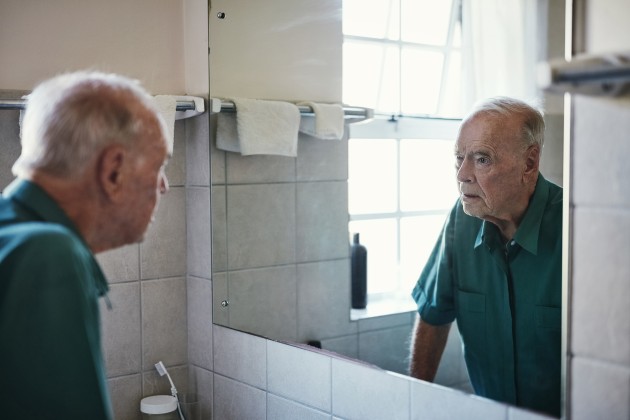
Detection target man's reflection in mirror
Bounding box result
[409,97,562,418]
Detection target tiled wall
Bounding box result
[96,114,213,420]
[568,95,630,420]
[0,103,212,420]
[211,325,552,420]
[208,116,469,385]
[210,122,351,344]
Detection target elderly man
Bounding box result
[409,97,562,417]
[0,71,170,419]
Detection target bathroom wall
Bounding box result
[0,1,210,419]
[567,1,630,418]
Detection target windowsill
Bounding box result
[350,295,417,321]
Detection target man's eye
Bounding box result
[477,156,490,165]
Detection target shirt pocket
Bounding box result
[535,305,561,391]
[536,305,561,331]
[456,290,486,349]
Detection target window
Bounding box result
[344,0,463,305]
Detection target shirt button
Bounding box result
[510,241,516,246]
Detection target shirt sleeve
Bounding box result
[0,224,112,420]
[411,203,457,326]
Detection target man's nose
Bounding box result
[160,174,169,194]
[456,158,472,183]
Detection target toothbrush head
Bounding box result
[154,361,167,377]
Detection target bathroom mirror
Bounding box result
[209,0,566,411]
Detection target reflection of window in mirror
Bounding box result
[344,0,462,308]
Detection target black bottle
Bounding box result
[351,233,367,309]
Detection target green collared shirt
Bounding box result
[412,174,562,418]
[0,179,112,420]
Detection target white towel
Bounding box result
[216,98,301,157]
[297,101,345,140]
[152,95,177,153]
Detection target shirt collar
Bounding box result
[3,178,82,238]
[474,174,550,255]
[3,178,110,298]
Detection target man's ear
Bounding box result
[523,145,540,177]
[98,145,127,202]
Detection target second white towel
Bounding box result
[216,98,301,157]
[298,101,345,140]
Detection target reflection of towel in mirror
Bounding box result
[152,95,178,153]
[216,98,300,157]
[297,101,345,140]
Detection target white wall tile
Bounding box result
[100,282,141,376]
[186,114,210,187]
[358,325,411,375]
[188,276,213,370]
[108,374,142,420]
[226,152,296,184]
[572,96,630,208]
[213,325,267,388]
[268,394,332,420]
[211,186,228,273]
[97,244,140,284]
[141,277,188,369]
[297,260,357,342]
[167,119,187,187]
[296,133,348,182]
[212,272,229,326]
[214,375,266,420]
[143,365,189,397]
[268,341,332,412]
[320,334,359,360]
[410,379,507,420]
[358,312,412,333]
[189,365,214,420]
[571,357,630,420]
[141,187,187,279]
[332,359,410,420]
[296,181,349,262]
[187,187,212,278]
[226,183,296,269]
[226,266,298,341]
[209,115,226,186]
[572,208,630,365]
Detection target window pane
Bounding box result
[343,41,400,113]
[438,51,463,117]
[401,0,452,45]
[401,48,444,115]
[399,139,459,211]
[349,219,398,295]
[349,139,397,214]
[400,215,448,293]
[343,0,400,40]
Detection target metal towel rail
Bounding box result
[209,98,373,121]
[0,98,201,112]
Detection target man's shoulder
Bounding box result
[0,218,82,258]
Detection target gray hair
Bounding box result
[13,71,165,178]
[464,96,545,151]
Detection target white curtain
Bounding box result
[462,0,539,110]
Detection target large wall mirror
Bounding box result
[209,0,566,416]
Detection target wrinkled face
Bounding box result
[454,113,533,227]
[118,113,170,245]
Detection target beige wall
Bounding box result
[0,0,208,95]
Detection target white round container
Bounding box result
[140,395,178,420]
